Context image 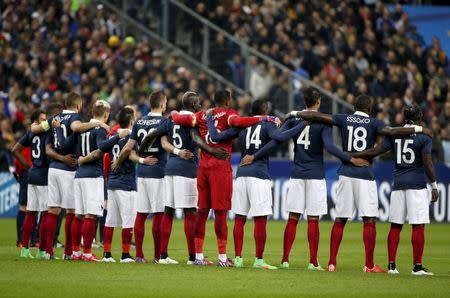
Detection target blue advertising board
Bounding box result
[1,159,449,223]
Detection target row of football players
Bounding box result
[16,88,438,274]
[15,90,275,265]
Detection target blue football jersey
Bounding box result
[48,110,81,171]
[382,130,432,190]
[284,118,351,179]
[333,111,385,180]
[130,113,167,179]
[75,125,107,178]
[18,131,50,186]
[236,121,277,180]
[161,112,199,178]
[100,134,137,191]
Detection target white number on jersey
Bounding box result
[395,139,415,164]
[296,126,311,150]
[245,124,262,149]
[172,125,183,149]
[80,132,91,156]
[347,126,367,152]
[112,144,121,161]
[32,136,40,159]
[54,123,68,148]
[137,128,158,152]
[205,120,219,145]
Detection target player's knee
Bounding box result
[362,217,376,224]
[235,214,246,220]
[289,212,301,220]
[307,215,319,221]
[335,217,348,225]
[183,208,196,214]
[164,206,175,216]
[19,205,27,211]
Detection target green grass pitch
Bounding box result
[1,218,449,297]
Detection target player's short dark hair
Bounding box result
[404,104,422,124]
[182,91,199,109]
[354,95,372,112]
[46,103,63,117]
[149,90,166,109]
[251,100,268,116]
[92,100,111,117]
[213,90,231,105]
[117,107,135,128]
[30,109,44,123]
[65,92,82,109]
[303,87,321,108]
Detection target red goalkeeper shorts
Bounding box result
[197,159,232,211]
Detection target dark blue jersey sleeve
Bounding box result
[253,140,279,160]
[321,125,351,162]
[381,137,393,151]
[18,132,31,147]
[332,114,346,127]
[158,120,170,136]
[99,134,120,152]
[374,119,386,134]
[95,128,107,148]
[58,131,77,152]
[266,121,306,142]
[207,113,241,142]
[422,136,432,154]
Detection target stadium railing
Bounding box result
[102,0,353,117]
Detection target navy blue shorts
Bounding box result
[18,171,28,206]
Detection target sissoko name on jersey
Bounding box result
[333,111,386,180]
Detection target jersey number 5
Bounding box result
[395,139,415,164]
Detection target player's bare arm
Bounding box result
[71,120,110,134]
[11,142,30,170]
[321,126,369,167]
[351,136,390,161]
[111,138,136,172]
[30,118,60,135]
[78,149,104,166]
[129,149,158,166]
[191,129,229,160]
[45,143,77,168]
[423,153,439,203]
[160,135,193,160]
[379,126,432,138]
[294,111,335,125]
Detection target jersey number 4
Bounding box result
[395,139,415,164]
[296,126,310,149]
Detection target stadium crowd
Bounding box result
[0,0,449,163]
